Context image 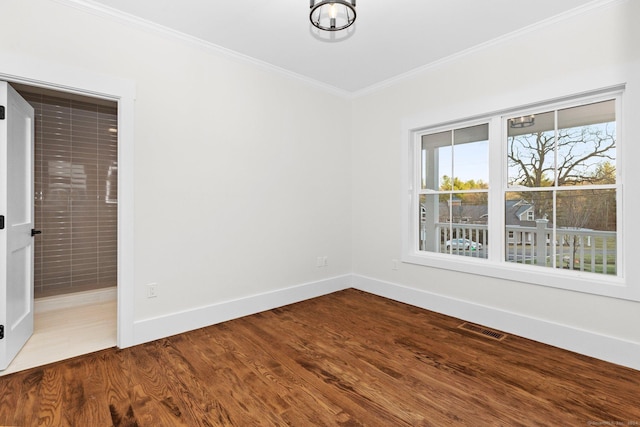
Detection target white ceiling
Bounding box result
[81,0,601,94]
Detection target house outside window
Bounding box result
[404,89,623,296]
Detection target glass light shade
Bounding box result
[310,0,356,31]
[509,115,536,128]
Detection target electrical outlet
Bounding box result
[323,256,328,267]
[147,283,158,298]
[317,257,324,267]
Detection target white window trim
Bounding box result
[401,87,636,302]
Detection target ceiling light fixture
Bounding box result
[310,0,356,32]
[509,115,535,128]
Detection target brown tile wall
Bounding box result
[22,91,118,298]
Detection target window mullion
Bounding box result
[489,117,503,263]
[449,130,454,251]
[552,109,559,269]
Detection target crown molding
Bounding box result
[350,0,626,99]
[50,0,352,99]
[51,0,624,101]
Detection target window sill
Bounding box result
[402,251,636,302]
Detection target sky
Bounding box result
[437,140,489,184]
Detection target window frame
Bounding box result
[402,88,630,300]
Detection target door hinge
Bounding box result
[0,215,4,230]
[0,325,4,340]
[0,106,4,120]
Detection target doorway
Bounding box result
[0,83,118,375]
[16,85,119,299]
[0,54,136,361]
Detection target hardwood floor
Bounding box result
[1,289,638,426]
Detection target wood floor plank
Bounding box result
[235,313,425,424]
[36,366,69,426]
[98,348,139,427]
[212,316,368,426]
[1,288,639,426]
[262,294,529,425]
[159,331,241,426]
[60,352,115,426]
[126,340,195,426]
[196,323,329,426]
[176,326,328,425]
[0,368,24,425]
[12,369,45,426]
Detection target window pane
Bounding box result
[422,124,489,191]
[418,193,447,252]
[442,193,488,258]
[504,189,617,275]
[507,111,555,188]
[419,192,488,259]
[422,130,451,190]
[505,191,552,266]
[437,144,453,191]
[557,100,616,186]
[556,190,616,275]
[419,124,489,259]
[453,124,489,186]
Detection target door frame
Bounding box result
[0,52,135,348]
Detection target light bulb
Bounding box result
[329,3,337,19]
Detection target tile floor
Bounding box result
[0,288,117,376]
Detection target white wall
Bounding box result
[351,0,640,357]
[0,0,352,336]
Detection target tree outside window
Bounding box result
[506,100,617,274]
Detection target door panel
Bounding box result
[0,81,35,370]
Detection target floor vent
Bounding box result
[458,322,507,341]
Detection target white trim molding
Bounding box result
[132,272,639,371]
[351,0,625,98]
[352,274,640,371]
[52,0,624,100]
[51,0,350,99]
[133,275,352,345]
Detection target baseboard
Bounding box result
[352,274,640,371]
[130,273,639,370]
[133,275,352,345]
[35,287,117,314]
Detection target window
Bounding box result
[404,89,623,296]
[419,124,489,258]
[506,99,617,275]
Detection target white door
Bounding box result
[0,82,35,371]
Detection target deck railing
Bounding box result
[421,220,616,274]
